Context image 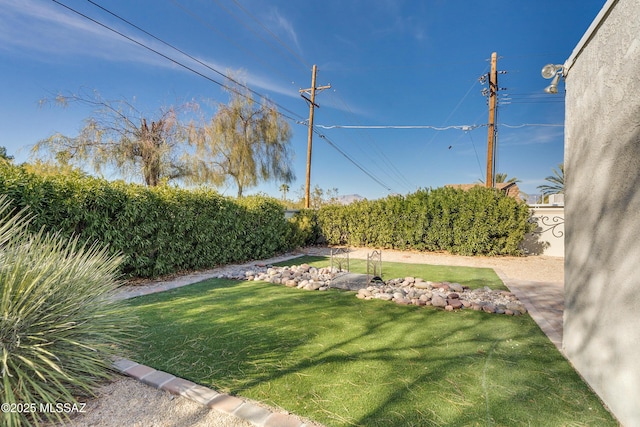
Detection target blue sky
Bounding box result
[0,0,606,200]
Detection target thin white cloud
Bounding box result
[269,9,301,52]
[365,1,429,43]
[0,0,167,66]
[182,58,300,101]
[0,0,301,101]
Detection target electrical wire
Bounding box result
[60,0,305,123]
[493,95,499,187]
[466,130,485,179]
[170,0,298,86]
[312,129,394,193]
[500,92,565,105]
[500,123,564,128]
[416,65,489,159]
[314,124,484,131]
[51,2,565,194]
[327,90,415,192]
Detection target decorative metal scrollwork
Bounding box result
[531,215,564,238]
[330,247,350,272]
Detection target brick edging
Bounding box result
[112,358,313,427]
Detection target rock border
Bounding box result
[216,263,527,315]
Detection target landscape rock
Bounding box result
[482,304,496,314]
[219,263,529,316]
[414,281,431,289]
[450,283,464,293]
[447,299,463,309]
[431,295,447,307]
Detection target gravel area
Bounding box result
[54,376,254,427]
[52,247,563,427]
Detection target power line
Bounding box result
[466,130,485,179]
[56,0,305,123]
[502,100,565,105]
[84,0,304,121]
[169,0,297,86]
[416,66,489,159]
[500,92,565,105]
[500,123,564,128]
[327,90,415,192]
[314,124,485,131]
[313,129,394,193]
[507,92,564,97]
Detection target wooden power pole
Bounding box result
[300,65,330,208]
[486,52,498,188]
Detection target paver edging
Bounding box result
[112,358,309,427]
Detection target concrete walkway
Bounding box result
[113,251,565,427]
[493,270,564,352]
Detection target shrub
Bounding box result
[0,197,137,427]
[314,187,535,256]
[0,164,294,278]
[286,209,320,247]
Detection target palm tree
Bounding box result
[476,172,521,185]
[279,183,290,202]
[538,163,564,196]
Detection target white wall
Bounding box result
[564,0,640,425]
[521,206,564,257]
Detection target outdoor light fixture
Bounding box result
[541,64,564,94]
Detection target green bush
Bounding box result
[0,164,295,278]
[314,187,534,256]
[286,209,321,247]
[0,197,137,427]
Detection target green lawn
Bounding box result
[127,258,615,426]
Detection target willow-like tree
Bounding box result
[0,146,14,164]
[190,84,294,197]
[33,91,193,186]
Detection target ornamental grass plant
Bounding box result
[0,197,138,427]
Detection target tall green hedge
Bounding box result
[0,164,535,279]
[0,164,293,278]
[305,186,534,255]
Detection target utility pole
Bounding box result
[300,65,331,208]
[485,52,498,188]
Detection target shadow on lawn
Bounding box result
[129,280,616,427]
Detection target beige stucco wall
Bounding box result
[563,0,640,425]
[521,206,564,257]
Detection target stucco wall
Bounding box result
[521,206,564,257]
[564,0,640,425]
